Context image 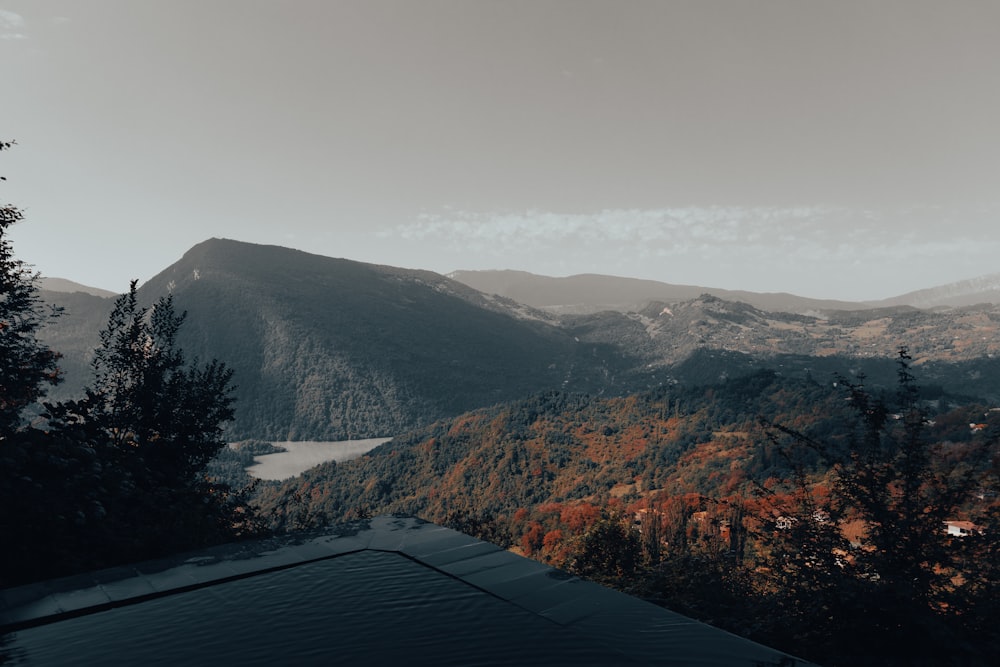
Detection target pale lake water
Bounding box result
[245,438,392,480]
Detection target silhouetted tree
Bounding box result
[1,143,259,585]
[73,280,247,558]
[0,139,61,431]
[0,140,76,584]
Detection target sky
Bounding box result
[2,1,999,301]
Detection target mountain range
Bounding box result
[875,272,1000,309]
[38,239,1000,440]
[38,277,117,299]
[31,241,999,667]
[446,270,862,315]
[447,269,1000,314]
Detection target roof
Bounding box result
[1,516,814,666]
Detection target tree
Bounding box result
[0,139,61,432]
[568,511,642,580]
[1,142,258,585]
[754,349,998,666]
[90,281,235,479]
[1,140,78,584]
[80,280,244,558]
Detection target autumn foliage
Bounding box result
[255,361,999,666]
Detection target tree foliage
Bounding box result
[0,140,61,432]
[254,353,998,666]
[90,281,236,485]
[1,143,258,587]
[567,511,642,580]
[752,349,999,665]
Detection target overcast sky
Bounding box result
[2,1,998,301]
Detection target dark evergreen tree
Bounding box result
[1,143,260,586]
[1,140,77,584]
[90,281,235,482]
[76,280,251,559]
[0,139,61,431]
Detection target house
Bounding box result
[775,515,797,530]
[944,520,983,537]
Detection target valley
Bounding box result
[8,7,1000,662]
[21,239,1000,667]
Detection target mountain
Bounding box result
[448,268,1000,314]
[32,277,119,398]
[39,239,637,440]
[39,277,117,298]
[869,272,1000,309]
[562,294,1000,367]
[36,289,115,403]
[446,269,863,315]
[560,294,1000,399]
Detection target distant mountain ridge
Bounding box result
[446,270,864,315]
[47,261,1000,316]
[870,272,1000,309]
[447,269,1000,314]
[39,277,116,298]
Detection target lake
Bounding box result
[246,438,392,480]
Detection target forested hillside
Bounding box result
[254,372,847,526]
[256,369,995,530]
[253,365,1000,666]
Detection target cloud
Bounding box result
[0,8,26,39]
[389,205,859,255]
[390,205,999,257]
